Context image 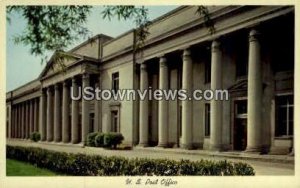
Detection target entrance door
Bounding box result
[233,100,247,151]
[234,118,247,150]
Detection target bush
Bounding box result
[87,132,98,147]
[103,132,124,149]
[30,132,41,142]
[6,145,255,176]
[95,133,105,147]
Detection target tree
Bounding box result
[7,5,214,63]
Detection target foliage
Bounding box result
[6,145,255,176]
[7,6,214,62]
[102,6,150,51]
[86,132,99,147]
[87,132,124,149]
[95,133,105,147]
[196,6,215,34]
[29,132,41,142]
[7,6,92,59]
[103,132,124,149]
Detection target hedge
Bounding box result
[103,132,124,149]
[87,132,98,147]
[95,133,104,147]
[30,132,41,142]
[6,145,255,176]
[87,132,124,149]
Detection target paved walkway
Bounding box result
[6,139,294,176]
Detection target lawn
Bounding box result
[6,159,59,176]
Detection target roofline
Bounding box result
[68,34,114,53]
[6,78,40,94]
[102,6,183,47]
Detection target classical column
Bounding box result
[29,100,34,134]
[82,73,90,145]
[62,81,70,143]
[246,29,262,152]
[157,56,168,147]
[15,107,18,138]
[10,105,16,138]
[46,87,54,142]
[54,84,62,142]
[181,48,193,149]
[210,40,223,151]
[22,103,25,138]
[40,90,47,141]
[8,105,11,139]
[71,77,79,144]
[138,63,149,147]
[18,105,21,138]
[94,80,100,132]
[24,102,27,139]
[34,98,39,132]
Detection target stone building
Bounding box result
[6,6,294,154]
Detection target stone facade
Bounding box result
[6,6,294,154]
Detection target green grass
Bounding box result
[6,159,59,176]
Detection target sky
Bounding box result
[6,6,178,92]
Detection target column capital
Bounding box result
[63,80,69,87]
[46,86,53,93]
[54,84,59,90]
[82,73,90,80]
[159,56,167,67]
[249,29,260,42]
[183,48,191,57]
[140,63,147,70]
[72,76,76,82]
[211,40,220,52]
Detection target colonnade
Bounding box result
[10,98,39,139]
[138,29,263,152]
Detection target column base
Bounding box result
[245,146,263,153]
[137,143,149,147]
[63,140,70,144]
[71,140,79,144]
[78,142,85,147]
[157,142,168,148]
[180,143,193,150]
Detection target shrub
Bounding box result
[29,132,41,142]
[6,145,255,176]
[95,133,105,147]
[103,132,124,149]
[87,132,98,147]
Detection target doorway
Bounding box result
[234,118,247,150]
[233,100,247,151]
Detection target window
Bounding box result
[204,60,211,83]
[276,95,293,137]
[112,72,119,92]
[235,100,247,115]
[205,103,210,136]
[111,110,119,132]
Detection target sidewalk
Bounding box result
[6,139,294,164]
[134,147,294,164]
